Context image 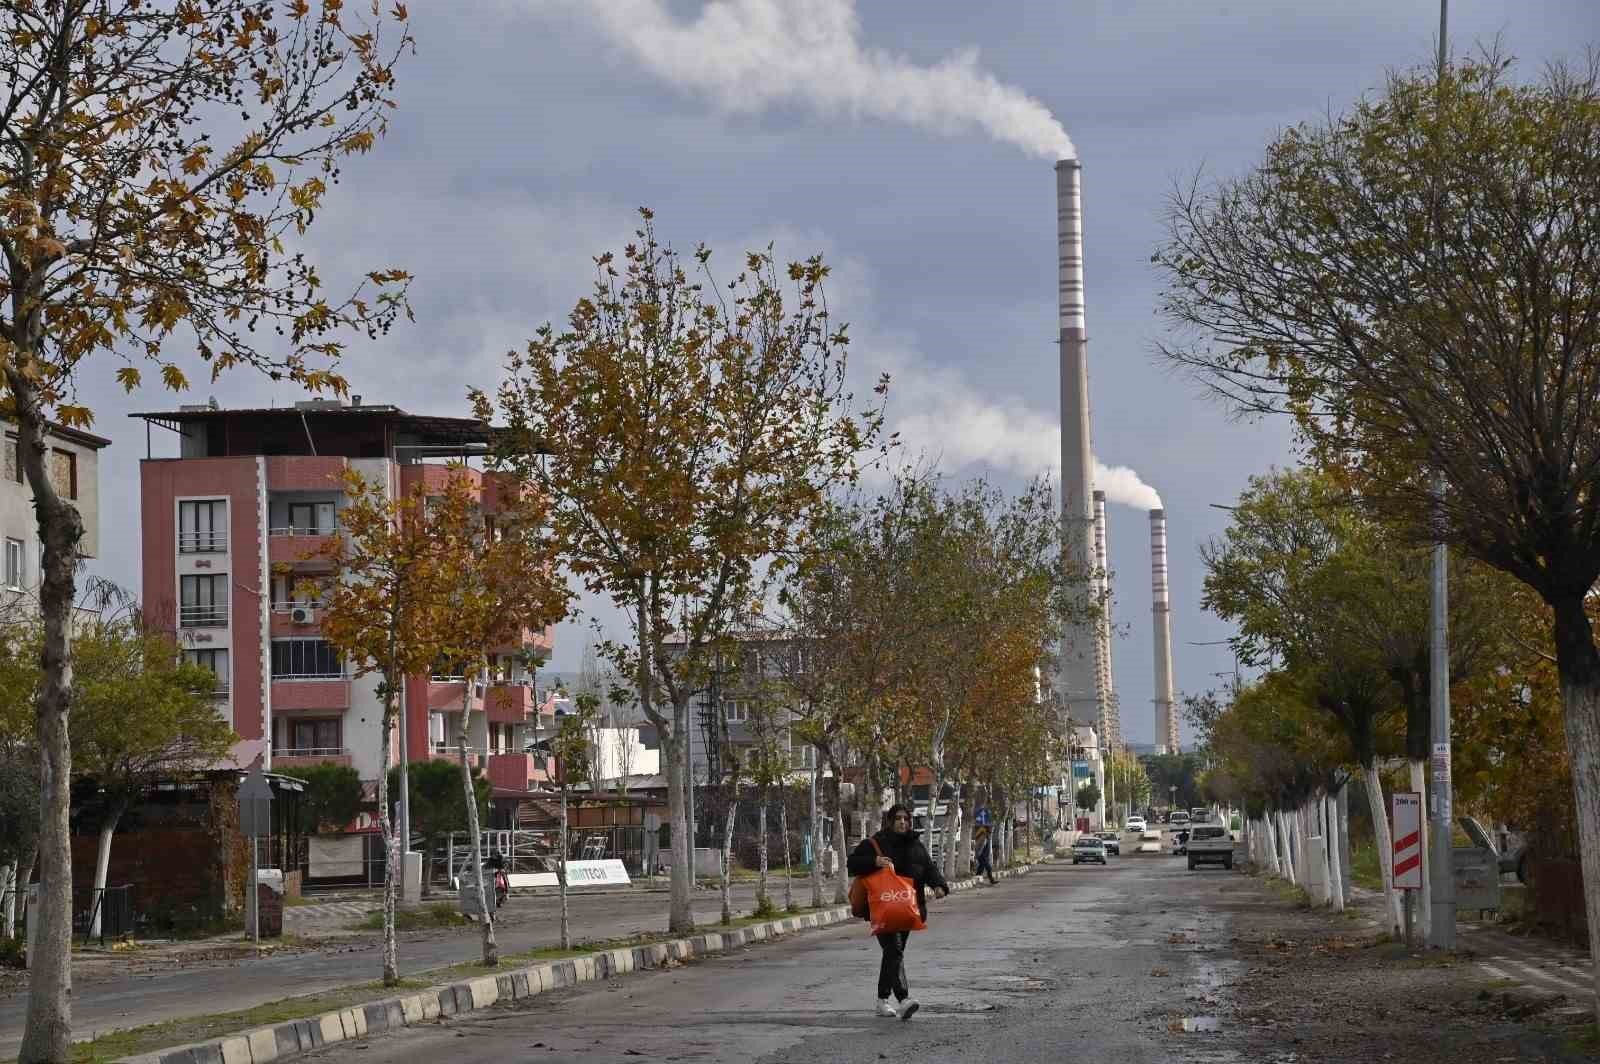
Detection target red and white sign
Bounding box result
[1392,791,1423,890]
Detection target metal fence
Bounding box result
[75,885,134,946]
[438,826,652,884]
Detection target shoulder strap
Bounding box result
[869,837,883,857]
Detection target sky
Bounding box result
[83,0,1600,749]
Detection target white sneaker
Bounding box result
[898,999,921,1021]
[875,998,898,1018]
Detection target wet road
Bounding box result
[305,850,1243,1064]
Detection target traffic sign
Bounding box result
[975,808,991,827]
[238,768,274,838]
[1392,791,1422,890]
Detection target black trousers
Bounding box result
[876,931,910,1001]
[976,851,995,882]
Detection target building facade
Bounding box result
[135,400,557,796]
[2,418,108,609]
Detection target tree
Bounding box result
[1075,780,1102,814]
[1154,55,1600,1008]
[70,615,236,937]
[743,690,790,917]
[0,3,414,1052]
[387,759,490,898]
[278,764,364,835]
[549,698,595,950]
[476,211,884,932]
[313,471,456,986]
[428,469,569,967]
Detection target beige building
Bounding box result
[1,419,108,608]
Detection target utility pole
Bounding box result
[1428,0,1457,951]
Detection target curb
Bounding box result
[115,862,1042,1064]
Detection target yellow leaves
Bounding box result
[160,365,190,392]
[55,405,94,429]
[180,148,210,176]
[289,0,312,18]
[115,367,141,392]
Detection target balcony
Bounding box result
[179,603,229,628]
[178,531,229,555]
[270,604,327,636]
[486,753,536,792]
[272,678,352,711]
[273,748,353,770]
[427,679,483,712]
[485,683,534,724]
[268,528,335,568]
[265,456,347,493]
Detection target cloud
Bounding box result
[530,0,1074,159]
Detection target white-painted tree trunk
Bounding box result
[1277,811,1296,886]
[1362,761,1404,937]
[780,801,794,912]
[87,801,125,941]
[559,780,571,949]
[757,793,770,911]
[829,772,848,904]
[1324,793,1345,912]
[719,800,737,925]
[1,862,14,939]
[1409,758,1431,941]
[377,683,400,986]
[1337,785,1354,905]
[1557,670,1600,1026]
[1262,815,1278,876]
[808,769,822,909]
[458,665,496,966]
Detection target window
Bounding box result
[789,730,816,770]
[184,648,230,696]
[287,718,342,754]
[723,699,749,723]
[179,500,227,553]
[179,574,229,627]
[286,501,336,535]
[49,449,77,500]
[4,435,19,485]
[271,638,342,679]
[271,574,326,611]
[4,539,22,589]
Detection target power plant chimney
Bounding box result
[1149,508,1179,753]
[1057,158,1098,728]
[1092,491,1120,751]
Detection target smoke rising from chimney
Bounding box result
[543,0,1075,159]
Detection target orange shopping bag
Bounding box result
[865,868,926,935]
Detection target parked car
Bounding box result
[1094,831,1121,855]
[1187,824,1235,870]
[1125,816,1147,833]
[1072,836,1109,865]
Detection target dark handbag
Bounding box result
[848,838,884,919]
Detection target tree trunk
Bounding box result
[865,756,883,838]
[377,690,400,986]
[1550,591,1600,1024]
[808,768,822,909]
[1264,812,1281,877]
[1325,793,1345,912]
[828,768,848,904]
[1362,760,1404,937]
[1337,784,1354,904]
[559,780,570,949]
[1408,758,1431,942]
[458,664,496,966]
[1276,811,1295,886]
[780,800,794,912]
[756,790,769,912]
[720,798,737,925]
[664,724,693,932]
[2,861,15,939]
[88,795,130,940]
[16,377,83,1064]
[956,785,977,879]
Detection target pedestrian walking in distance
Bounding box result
[847,804,949,1021]
[973,825,997,885]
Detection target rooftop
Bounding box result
[1,416,112,450]
[130,399,513,460]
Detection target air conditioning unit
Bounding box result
[290,606,316,625]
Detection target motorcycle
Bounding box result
[494,866,510,909]
[1171,830,1190,856]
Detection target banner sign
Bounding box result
[1392,791,1423,890]
[1430,742,1452,823]
[563,859,631,887]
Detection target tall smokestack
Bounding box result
[1057,158,1098,727]
[1092,491,1120,750]
[1150,508,1179,753]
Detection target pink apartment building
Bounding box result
[134,399,558,812]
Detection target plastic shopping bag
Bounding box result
[865,868,926,935]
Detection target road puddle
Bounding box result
[1178,1015,1223,1033]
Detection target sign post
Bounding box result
[1392,791,1423,947]
[238,768,274,948]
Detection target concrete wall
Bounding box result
[1,422,104,603]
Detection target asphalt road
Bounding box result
[303,850,1242,1064]
[0,879,839,1059]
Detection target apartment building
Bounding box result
[1,418,108,609]
[134,399,556,794]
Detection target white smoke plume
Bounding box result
[886,356,1161,509]
[541,0,1074,159]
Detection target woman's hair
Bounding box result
[883,803,912,825]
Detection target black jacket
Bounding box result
[847,829,949,921]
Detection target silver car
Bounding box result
[1094,831,1121,855]
[1072,836,1108,865]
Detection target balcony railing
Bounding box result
[179,603,228,628]
[269,525,334,537]
[178,531,228,554]
[212,684,231,701]
[271,601,326,613]
[274,747,345,758]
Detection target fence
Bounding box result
[76,885,134,946]
[439,826,652,884]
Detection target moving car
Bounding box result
[1125,815,1146,833]
[1190,807,1211,823]
[1168,810,1191,829]
[1094,831,1121,855]
[1072,836,1109,865]
[1186,824,1235,870]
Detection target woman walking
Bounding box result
[847,804,949,1020]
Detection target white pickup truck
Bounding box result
[1186,824,1234,871]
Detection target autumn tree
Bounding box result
[1155,54,1600,1008]
[311,470,453,986]
[742,688,790,916]
[428,470,569,967]
[546,698,594,950]
[386,758,489,900]
[477,211,884,931]
[70,614,236,937]
[0,3,414,1053]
